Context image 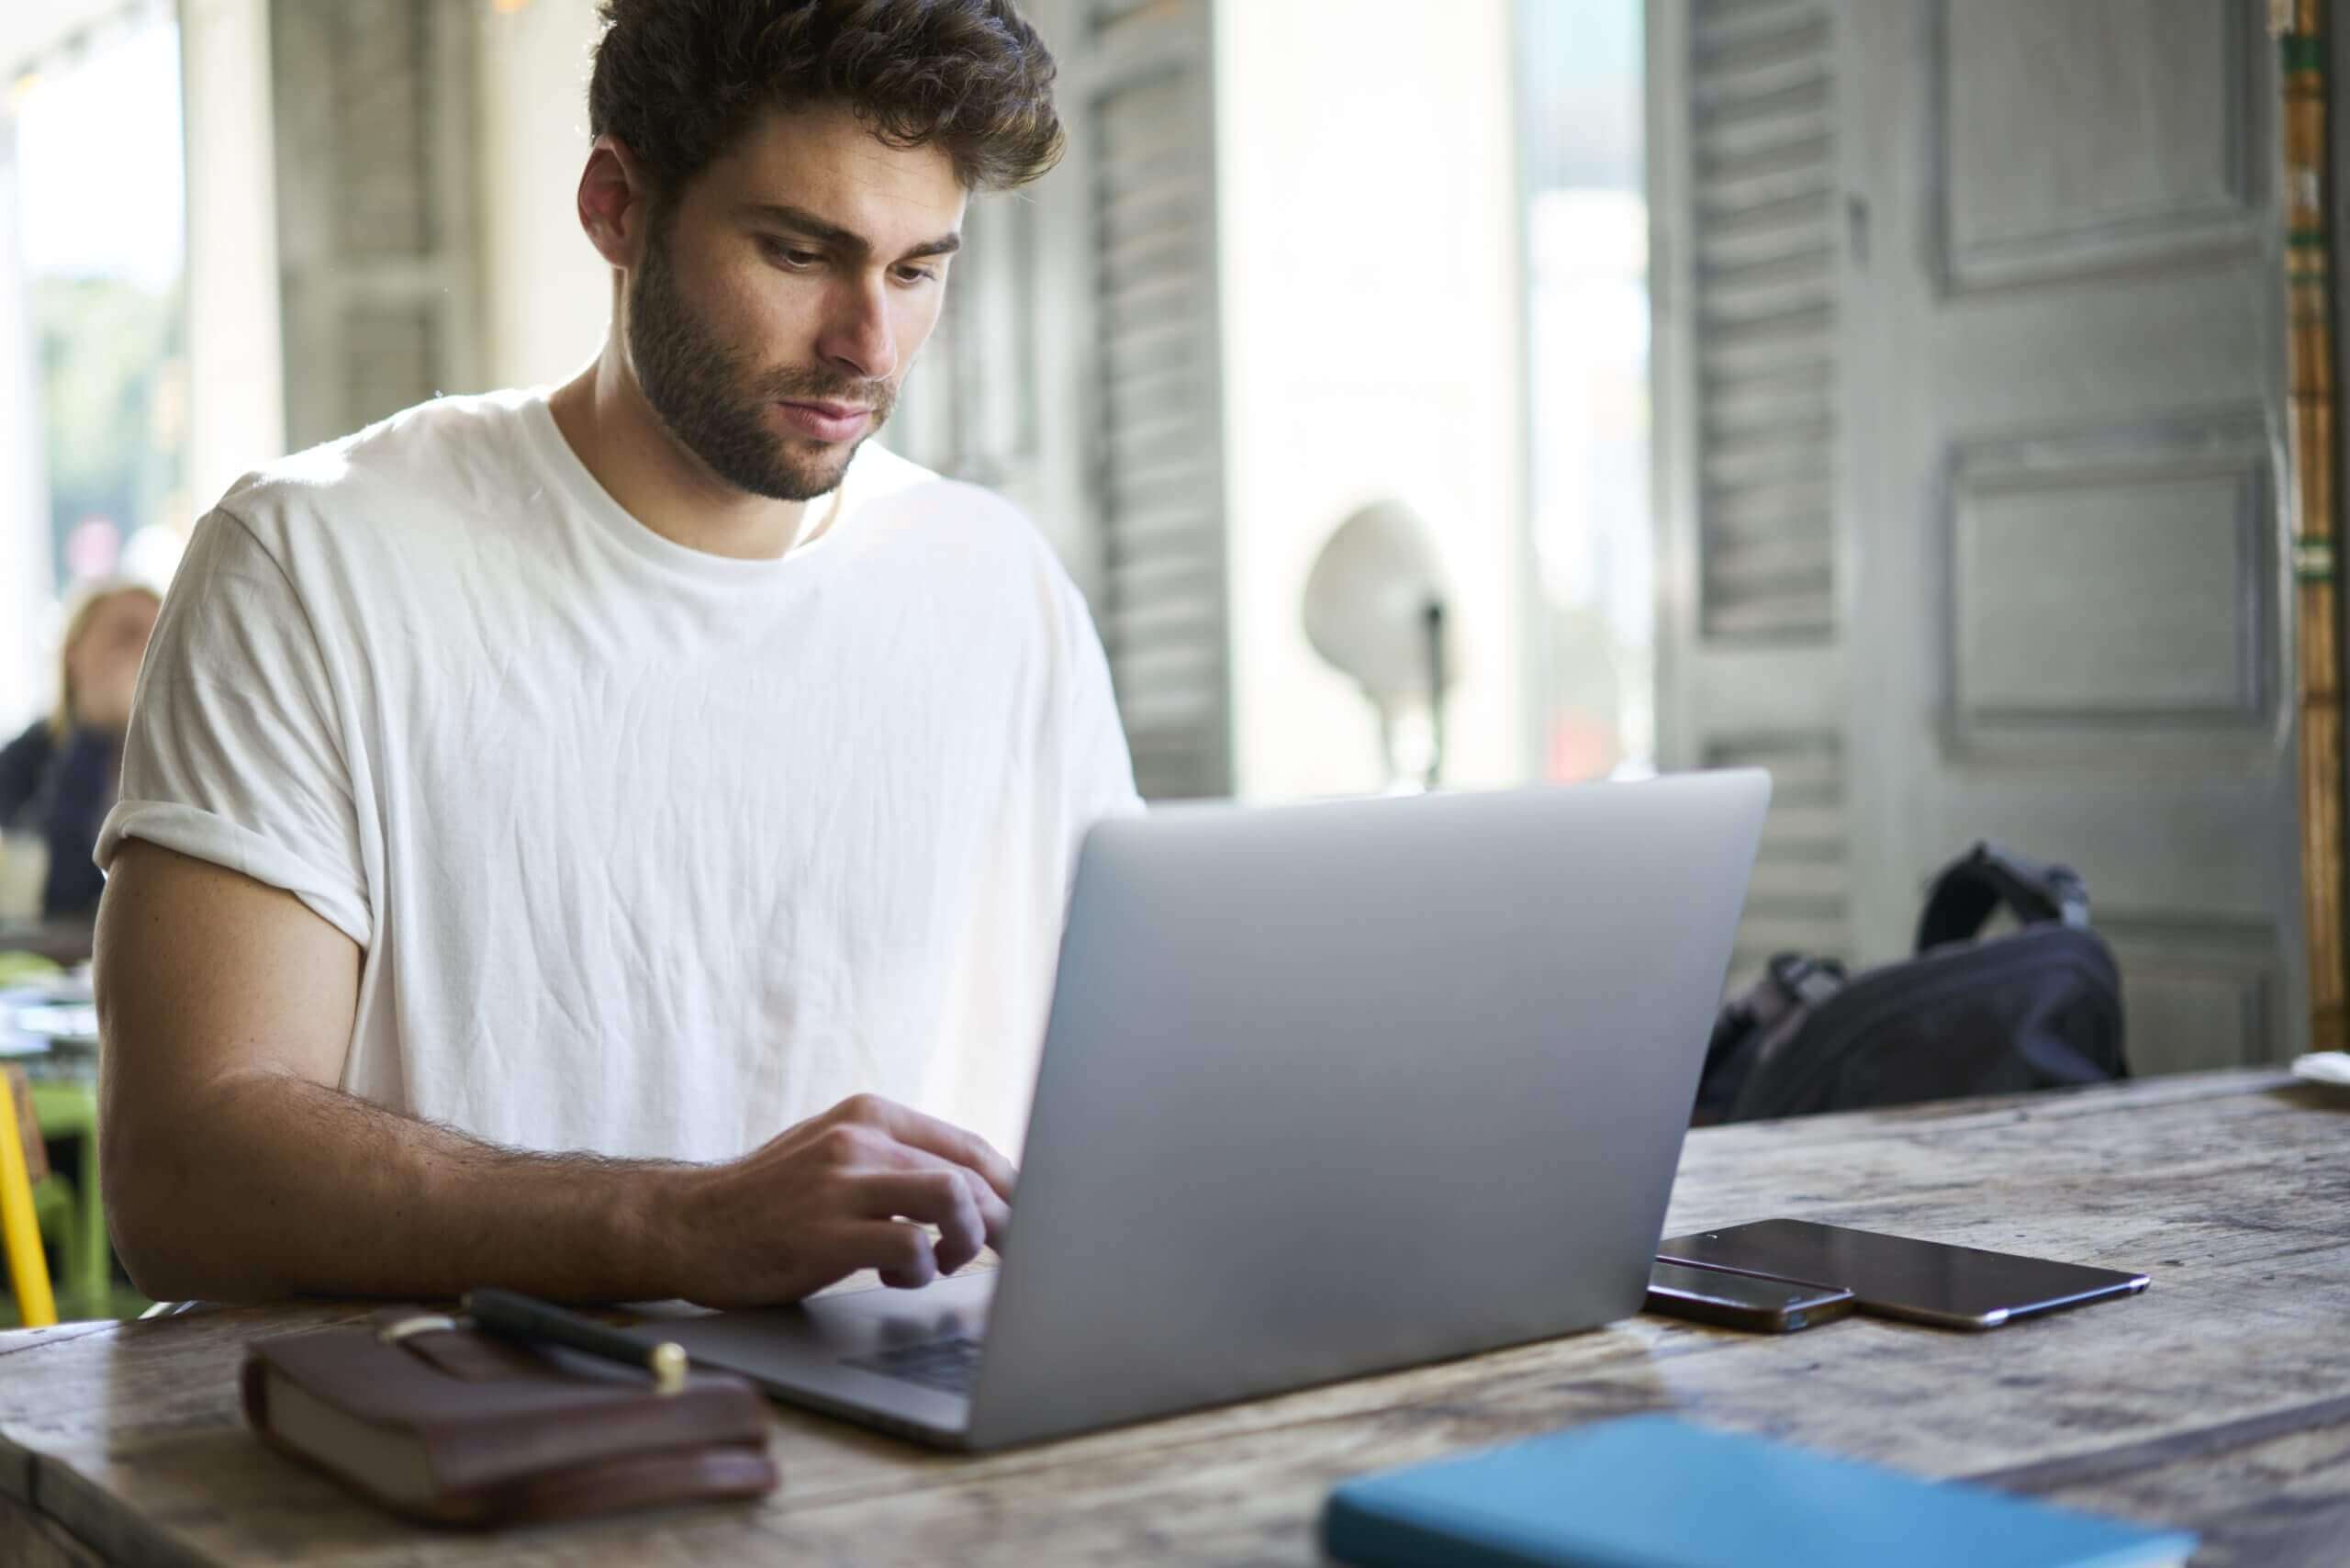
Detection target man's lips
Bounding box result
[775,399,872,442]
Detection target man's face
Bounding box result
[624,104,967,502]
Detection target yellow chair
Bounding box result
[0,1064,58,1328]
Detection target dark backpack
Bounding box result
[1694,844,2127,1125]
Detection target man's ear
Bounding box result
[577,134,654,269]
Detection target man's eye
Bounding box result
[762,239,822,268]
[894,266,939,286]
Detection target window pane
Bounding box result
[1519,0,1651,783]
[4,5,189,726]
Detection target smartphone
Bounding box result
[1644,1260,1855,1333]
[1655,1218,2149,1330]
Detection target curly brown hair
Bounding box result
[588,0,1065,199]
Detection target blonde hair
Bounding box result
[50,579,162,741]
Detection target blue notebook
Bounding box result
[1321,1416,2196,1568]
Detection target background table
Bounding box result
[0,923,95,970]
[0,953,114,1323]
[3,1069,2346,1566]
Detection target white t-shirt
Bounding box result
[96,387,1140,1162]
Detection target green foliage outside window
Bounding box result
[33,274,186,592]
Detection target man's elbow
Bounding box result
[100,1098,285,1305]
[106,1211,206,1305]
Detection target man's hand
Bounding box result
[664,1093,1017,1306]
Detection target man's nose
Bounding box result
[817,274,898,384]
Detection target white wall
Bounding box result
[473,0,610,391]
[0,0,136,78]
[180,0,285,508]
[1214,0,1528,800]
[0,119,50,728]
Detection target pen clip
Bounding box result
[648,1341,688,1395]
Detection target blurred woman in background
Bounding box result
[0,581,162,921]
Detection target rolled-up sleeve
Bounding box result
[96,507,372,946]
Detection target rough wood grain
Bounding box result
[1990,1406,2350,1567]
[1,1070,2343,1565]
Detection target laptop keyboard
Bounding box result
[844,1335,985,1396]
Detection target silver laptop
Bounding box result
[623,771,1769,1450]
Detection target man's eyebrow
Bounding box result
[744,202,962,262]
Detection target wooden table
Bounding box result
[4,1069,2346,1566]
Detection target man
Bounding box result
[93,0,1137,1308]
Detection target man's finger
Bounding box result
[852,1170,985,1273]
[845,1219,941,1290]
[865,1143,1013,1251]
[867,1101,1019,1202]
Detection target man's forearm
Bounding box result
[108,1070,695,1305]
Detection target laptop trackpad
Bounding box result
[623,1270,997,1416]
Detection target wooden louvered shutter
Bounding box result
[889,192,1057,523]
[1688,1,1836,641]
[1063,0,1234,801]
[1654,0,1852,983]
[270,0,480,452]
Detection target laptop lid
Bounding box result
[962,769,1769,1449]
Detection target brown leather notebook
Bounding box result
[241,1308,778,1528]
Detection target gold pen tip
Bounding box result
[651,1341,688,1394]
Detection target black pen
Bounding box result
[461,1286,689,1394]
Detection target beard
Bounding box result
[626,221,898,503]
